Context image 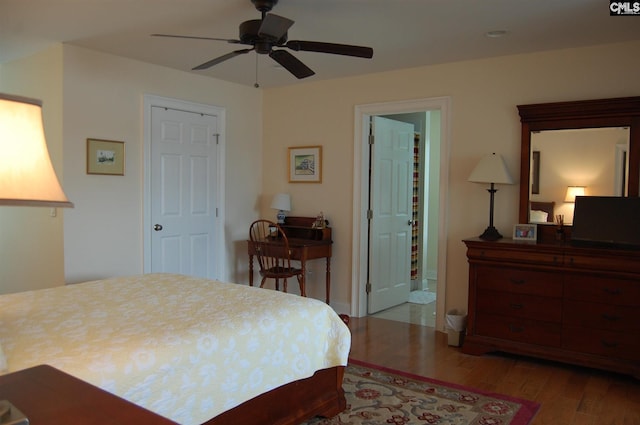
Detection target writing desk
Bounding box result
[248,217,333,303]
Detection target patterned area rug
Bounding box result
[303,359,540,425]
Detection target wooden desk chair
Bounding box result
[249,219,304,295]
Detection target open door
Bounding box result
[367,116,414,314]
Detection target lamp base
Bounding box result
[479,226,503,241]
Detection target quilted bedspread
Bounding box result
[0,273,351,424]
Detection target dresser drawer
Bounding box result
[566,252,640,274]
[563,326,640,361]
[467,245,562,266]
[563,300,640,331]
[475,314,562,347]
[477,290,562,322]
[564,275,640,307]
[476,266,563,297]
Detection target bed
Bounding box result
[529,200,555,223]
[0,273,350,425]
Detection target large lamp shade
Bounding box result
[468,153,514,240]
[0,93,72,207]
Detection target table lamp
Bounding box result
[0,93,73,207]
[270,193,291,224]
[564,186,585,203]
[468,152,514,241]
[1,93,73,425]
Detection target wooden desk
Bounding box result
[0,364,177,424]
[248,217,333,303]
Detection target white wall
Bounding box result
[261,40,640,319]
[61,45,263,284]
[0,45,67,294]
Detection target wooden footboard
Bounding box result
[204,366,346,425]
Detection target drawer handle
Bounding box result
[602,314,620,322]
[509,303,524,310]
[601,340,619,349]
[509,324,524,333]
[604,287,621,295]
[510,278,526,285]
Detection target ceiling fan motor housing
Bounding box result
[239,19,287,53]
[251,0,278,13]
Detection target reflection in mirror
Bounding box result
[529,127,630,224]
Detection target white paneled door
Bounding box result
[367,116,414,314]
[150,106,219,279]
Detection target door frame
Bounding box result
[142,94,227,279]
[351,97,451,331]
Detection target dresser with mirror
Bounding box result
[463,96,640,377]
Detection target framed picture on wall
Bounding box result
[288,145,322,183]
[87,138,125,175]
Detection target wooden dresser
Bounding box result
[463,237,640,377]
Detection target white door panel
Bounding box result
[150,106,219,278]
[368,116,414,313]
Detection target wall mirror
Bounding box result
[517,96,640,228]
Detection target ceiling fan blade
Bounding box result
[152,34,241,44]
[258,13,294,40]
[285,41,373,58]
[269,50,315,79]
[192,48,254,70]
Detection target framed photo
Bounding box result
[87,138,125,175]
[513,223,537,241]
[288,145,322,183]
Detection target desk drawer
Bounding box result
[475,314,561,347]
[477,290,562,322]
[563,326,640,361]
[476,266,563,297]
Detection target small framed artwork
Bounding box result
[513,223,537,241]
[288,145,322,183]
[87,138,125,175]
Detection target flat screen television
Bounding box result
[571,196,640,249]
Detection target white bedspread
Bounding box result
[0,273,350,424]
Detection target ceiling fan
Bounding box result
[152,0,373,81]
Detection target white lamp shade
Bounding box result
[565,186,585,203]
[0,94,72,207]
[270,193,291,211]
[468,152,514,185]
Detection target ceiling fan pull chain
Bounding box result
[254,54,260,88]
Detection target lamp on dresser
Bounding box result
[0,92,74,424]
[468,152,514,241]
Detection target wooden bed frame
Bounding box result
[205,366,346,425]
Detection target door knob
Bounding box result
[408,220,414,226]
[154,224,163,231]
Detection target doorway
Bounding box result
[351,97,451,332]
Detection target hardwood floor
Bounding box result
[347,316,640,425]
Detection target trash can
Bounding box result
[446,310,467,347]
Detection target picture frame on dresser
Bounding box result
[513,224,536,241]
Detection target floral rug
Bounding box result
[303,359,539,425]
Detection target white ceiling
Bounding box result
[2,0,640,88]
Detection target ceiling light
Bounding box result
[485,30,508,38]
